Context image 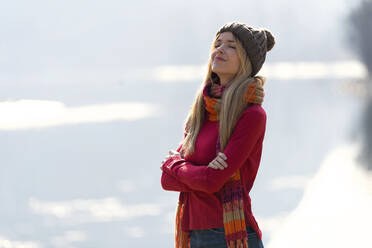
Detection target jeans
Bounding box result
[190,225,264,248]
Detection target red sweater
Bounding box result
[161,104,266,240]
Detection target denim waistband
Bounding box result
[193,225,255,233]
[246,225,255,233]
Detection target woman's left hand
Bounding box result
[207,152,228,170]
[160,150,181,170]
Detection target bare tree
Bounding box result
[347,0,372,170]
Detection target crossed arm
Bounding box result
[161,106,266,193]
[160,143,194,192]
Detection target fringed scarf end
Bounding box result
[175,200,190,248]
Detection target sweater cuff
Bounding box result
[161,154,184,177]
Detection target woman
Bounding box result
[160,21,275,248]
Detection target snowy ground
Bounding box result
[266,142,372,247]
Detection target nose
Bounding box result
[217,44,224,51]
[215,44,225,54]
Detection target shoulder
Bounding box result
[232,104,267,133]
[229,104,266,141]
[241,104,266,122]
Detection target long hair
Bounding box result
[180,33,266,157]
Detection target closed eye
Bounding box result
[214,44,236,49]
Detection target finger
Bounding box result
[208,164,219,170]
[212,160,225,170]
[208,162,218,170]
[215,156,228,168]
[218,152,227,160]
[256,89,264,97]
[216,160,227,169]
[169,150,180,156]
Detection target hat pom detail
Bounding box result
[263,29,275,52]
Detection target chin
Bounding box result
[212,67,225,74]
[212,69,231,75]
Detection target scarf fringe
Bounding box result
[175,194,190,248]
[222,170,249,248]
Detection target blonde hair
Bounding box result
[180,32,265,157]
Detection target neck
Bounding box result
[216,74,235,86]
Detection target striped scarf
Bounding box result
[175,78,264,248]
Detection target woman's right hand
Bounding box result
[160,150,181,171]
[207,152,228,170]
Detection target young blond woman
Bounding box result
[161,21,275,248]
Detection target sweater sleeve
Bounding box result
[160,136,193,192]
[162,106,266,193]
[161,170,194,192]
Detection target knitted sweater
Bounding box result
[161,104,266,240]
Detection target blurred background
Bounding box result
[1,0,372,247]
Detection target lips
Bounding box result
[215,56,226,61]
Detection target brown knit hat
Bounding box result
[216,21,275,77]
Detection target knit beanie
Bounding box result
[216,21,275,77]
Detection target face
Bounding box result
[211,32,240,83]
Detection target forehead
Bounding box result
[216,32,236,42]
